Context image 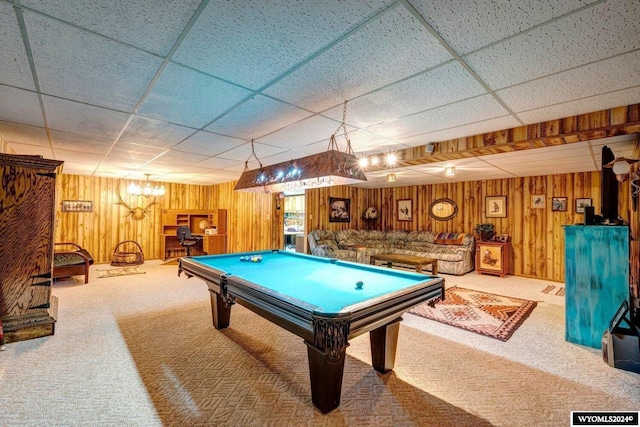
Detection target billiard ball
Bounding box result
[355,280,364,289]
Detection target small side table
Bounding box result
[476,241,509,278]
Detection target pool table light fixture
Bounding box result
[235,148,367,193]
[235,102,367,193]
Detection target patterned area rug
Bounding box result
[97,266,145,278]
[408,286,537,341]
[542,285,565,296]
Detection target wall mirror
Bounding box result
[429,198,458,221]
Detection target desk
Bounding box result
[179,250,444,413]
[369,253,438,274]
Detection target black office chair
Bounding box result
[177,226,199,256]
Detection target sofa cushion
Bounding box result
[359,230,388,249]
[335,229,364,247]
[54,249,94,267]
[434,232,465,245]
[313,230,339,250]
[384,230,409,250]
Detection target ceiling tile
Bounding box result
[407,0,600,55]
[322,61,487,127]
[59,162,100,175]
[217,141,288,162]
[482,143,592,165]
[173,0,393,90]
[264,6,453,111]
[0,3,35,90]
[497,51,640,113]
[205,95,313,140]
[96,156,149,170]
[366,94,511,139]
[517,86,640,125]
[160,164,215,175]
[346,129,398,152]
[6,141,53,158]
[195,156,244,170]
[25,11,163,112]
[172,131,245,156]
[464,0,640,89]
[137,63,252,128]
[194,170,239,184]
[399,115,522,146]
[0,1,636,186]
[43,96,130,139]
[0,121,49,146]
[50,130,113,155]
[149,149,211,166]
[119,116,196,149]
[93,163,136,175]
[52,148,107,165]
[21,0,201,56]
[0,86,44,127]
[107,141,166,162]
[257,115,348,149]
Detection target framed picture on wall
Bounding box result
[397,199,412,221]
[329,197,350,222]
[575,198,592,214]
[552,197,568,211]
[61,200,93,212]
[531,195,545,209]
[485,196,507,218]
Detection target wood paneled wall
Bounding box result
[213,182,276,253]
[55,175,219,263]
[305,172,632,282]
[49,167,633,285]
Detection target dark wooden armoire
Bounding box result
[0,153,63,343]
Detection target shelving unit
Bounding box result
[161,209,227,261]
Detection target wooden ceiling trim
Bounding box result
[367,103,640,171]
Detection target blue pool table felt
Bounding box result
[190,251,432,312]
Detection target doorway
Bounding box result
[284,194,305,251]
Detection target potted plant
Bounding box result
[474,223,495,241]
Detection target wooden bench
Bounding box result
[53,242,94,284]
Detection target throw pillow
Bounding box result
[434,232,465,245]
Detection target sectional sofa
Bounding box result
[307,229,475,275]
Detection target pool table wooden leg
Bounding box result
[305,341,347,414]
[369,317,402,373]
[209,290,231,329]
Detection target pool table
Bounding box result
[179,250,444,413]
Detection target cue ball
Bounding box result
[356,281,364,289]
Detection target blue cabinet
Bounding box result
[563,225,629,348]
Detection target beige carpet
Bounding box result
[118,301,636,426]
[0,261,638,426]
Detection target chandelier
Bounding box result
[234,101,367,193]
[127,173,165,197]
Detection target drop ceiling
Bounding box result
[0,0,638,187]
